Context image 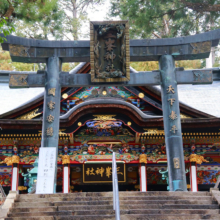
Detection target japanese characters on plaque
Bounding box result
[83,163,126,183]
[36,147,57,194]
[90,21,130,82]
[46,88,56,137]
[167,85,178,134]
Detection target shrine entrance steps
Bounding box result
[5,191,220,220]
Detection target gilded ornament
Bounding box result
[17,108,41,120]
[62,155,70,164]
[62,93,68,99]
[12,155,20,164]
[127,121,132,126]
[9,74,28,87]
[173,157,180,169]
[93,115,116,121]
[0,157,12,166]
[9,44,30,57]
[78,122,82,126]
[143,129,164,135]
[47,101,55,110]
[189,154,209,164]
[170,125,178,134]
[168,98,175,106]
[47,114,54,123]
[48,88,56,97]
[169,111,177,120]
[139,154,147,163]
[180,114,191,119]
[138,93,144,99]
[46,127,53,137]
[167,85,175,94]
[18,186,27,191]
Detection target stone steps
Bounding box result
[15,196,213,203]
[13,199,217,208]
[6,191,220,220]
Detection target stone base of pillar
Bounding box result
[139,163,147,192]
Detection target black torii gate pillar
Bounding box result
[160,55,187,191]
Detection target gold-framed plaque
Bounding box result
[90,20,130,82]
[83,163,126,183]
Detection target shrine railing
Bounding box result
[0,184,6,206]
[112,152,120,220]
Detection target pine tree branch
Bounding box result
[152,32,161,38]
[180,0,220,12]
[2,0,14,19]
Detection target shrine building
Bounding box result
[0,62,220,194]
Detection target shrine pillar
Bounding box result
[189,154,208,192]
[139,154,147,192]
[11,156,20,191]
[190,162,198,192]
[62,155,70,193]
[159,55,187,191]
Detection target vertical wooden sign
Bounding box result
[90,20,130,82]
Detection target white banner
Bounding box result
[36,147,57,194]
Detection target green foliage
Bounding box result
[109,0,220,39]
[131,61,159,71]
[0,0,63,40]
[0,17,14,43]
[131,60,201,71]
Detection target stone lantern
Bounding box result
[22,158,38,193]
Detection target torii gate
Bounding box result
[1,21,220,192]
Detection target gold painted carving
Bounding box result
[143,129,164,135]
[9,44,30,57]
[48,88,56,97]
[168,98,175,106]
[0,155,20,166]
[93,115,116,121]
[12,155,20,164]
[9,74,28,87]
[46,127,53,136]
[189,154,209,164]
[139,154,147,163]
[47,114,54,123]
[167,85,175,94]
[0,157,12,166]
[180,113,191,119]
[62,155,70,164]
[173,157,180,169]
[170,125,178,134]
[169,111,177,120]
[17,109,41,120]
[190,41,211,54]
[48,101,55,110]
[18,186,27,191]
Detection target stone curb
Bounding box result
[0,191,18,220]
[210,188,220,206]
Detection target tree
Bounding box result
[109,0,220,39]
[0,0,63,40]
[58,0,103,40]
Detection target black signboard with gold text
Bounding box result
[83,163,126,183]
